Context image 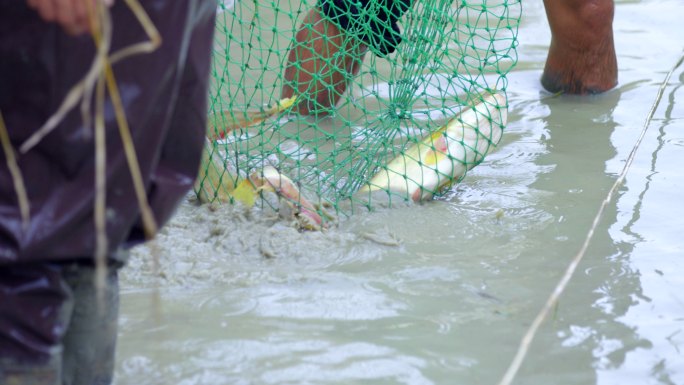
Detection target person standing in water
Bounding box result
[282,0,618,115]
[0,1,216,384]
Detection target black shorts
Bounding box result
[319,0,413,56]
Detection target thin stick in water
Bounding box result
[94,69,108,308]
[497,51,684,385]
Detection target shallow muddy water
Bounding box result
[115,1,684,384]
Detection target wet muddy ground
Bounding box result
[115,1,684,384]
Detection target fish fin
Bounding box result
[276,95,297,111]
[231,179,258,207]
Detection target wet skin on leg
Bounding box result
[542,0,618,94]
[284,0,618,113]
[281,7,367,116]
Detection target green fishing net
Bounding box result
[195,0,521,227]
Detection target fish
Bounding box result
[248,166,327,231]
[357,90,507,202]
[196,91,507,229]
[207,96,297,141]
[196,93,330,230]
[194,142,240,203]
[197,96,298,202]
[195,154,329,230]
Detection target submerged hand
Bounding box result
[26,0,115,36]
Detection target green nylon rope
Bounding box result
[197,0,521,223]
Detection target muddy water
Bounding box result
[115,1,684,384]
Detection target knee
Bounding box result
[575,0,614,34]
[545,0,614,41]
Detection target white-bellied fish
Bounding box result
[357,90,507,202]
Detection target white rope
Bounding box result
[497,50,684,385]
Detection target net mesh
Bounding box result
[195,0,521,228]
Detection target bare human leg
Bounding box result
[281,7,367,116]
[542,0,617,94]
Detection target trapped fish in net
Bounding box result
[197,0,521,224]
